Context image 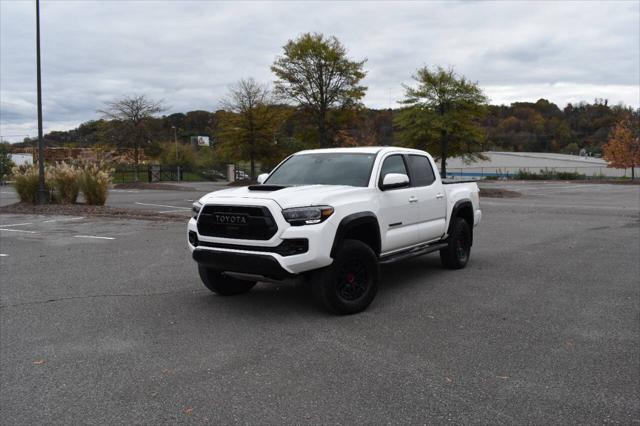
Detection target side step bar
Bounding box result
[379,242,448,265]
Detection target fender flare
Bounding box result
[330,212,381,258]
[447,200,474,244]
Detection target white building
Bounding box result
[445,151,635,178]
[9,153,33,167]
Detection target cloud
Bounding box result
[1,0,638,141]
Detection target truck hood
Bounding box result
[200,185,367,209]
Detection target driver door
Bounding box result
[377,154,423,254]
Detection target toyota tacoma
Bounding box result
[188,147,481,314]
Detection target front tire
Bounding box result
[198,266,256,296]
[311,239,379,315]
[440,218,472,269]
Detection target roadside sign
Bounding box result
[191,136,210,146]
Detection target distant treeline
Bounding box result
[13,98,633,158]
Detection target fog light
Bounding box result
[277,238,308,256]
[188,231,198,246]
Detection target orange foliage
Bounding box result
[603,120,640,172]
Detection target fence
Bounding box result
[112,164,266,184]
[112,165,229,184]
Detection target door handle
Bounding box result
[409,196,418,203]
[436,193,444,199]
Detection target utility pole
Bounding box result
[35,0,47,203]
[172,126,179,181]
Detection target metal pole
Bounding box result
[35,0,47,204]
[173,126,179,182]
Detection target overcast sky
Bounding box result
[1,0,638,142]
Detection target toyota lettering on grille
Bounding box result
[213,214,248,225]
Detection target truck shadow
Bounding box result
[195,254,448,317]
[378,255,445,296]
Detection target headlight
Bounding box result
[192,201,202,219]
[282,206,334,226]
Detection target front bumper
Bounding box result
[192,249,295,280]
[187,199,336,275]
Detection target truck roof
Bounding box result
[295,146,427,155]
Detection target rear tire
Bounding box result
[198,266,256,296]
[440,218,472,269]
[311,239,379,315]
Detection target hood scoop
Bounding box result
[247,184,289,191]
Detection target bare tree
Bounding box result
[218,78,285,179]
[99,94,165,181]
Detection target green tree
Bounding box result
[271,32,367,147]
[159,142,197,168]
[216,78,287,179]
[395,66,488,177]
[561,142,580,155]
[98,94,165,181]
[0,142,16,181]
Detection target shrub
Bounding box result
[12,162,113,205]
[514,168,586,180]
[78,162,113,205]
[12,164,41,203]
[50,162,81,204]
[554,171,585,180]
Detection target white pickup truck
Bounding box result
[188,147,481,314]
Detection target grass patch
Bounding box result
[0,202,186,221]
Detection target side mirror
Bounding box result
[256,173,269,184]
[380,173,410,190]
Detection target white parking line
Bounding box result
[0,222,33,227]
[0,228,38,234]
[43,217,84,223]
[158,209,191,214]
[135,202,190,210]
[0,254,8,257]
[73,235,115,240]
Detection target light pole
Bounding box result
[35,0,47,203]
[171,126,179,181]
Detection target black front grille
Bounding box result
[196,238,308,257]
[197,205,277,240]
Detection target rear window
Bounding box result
[408,155,436,187]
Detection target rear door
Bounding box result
[376,154,423,253]
[406,154,447,242]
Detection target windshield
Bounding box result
[265,153,376,187]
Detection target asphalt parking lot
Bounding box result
[1,181,639,424]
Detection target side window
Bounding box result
[408,155,436,187]
[379,155,409,187]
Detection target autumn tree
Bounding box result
[99,94,165,180]
[0,143,15,180]
[395,66,488,177]
[271,33,367,147]
[603,118,640,179]
[217,78,287,179]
